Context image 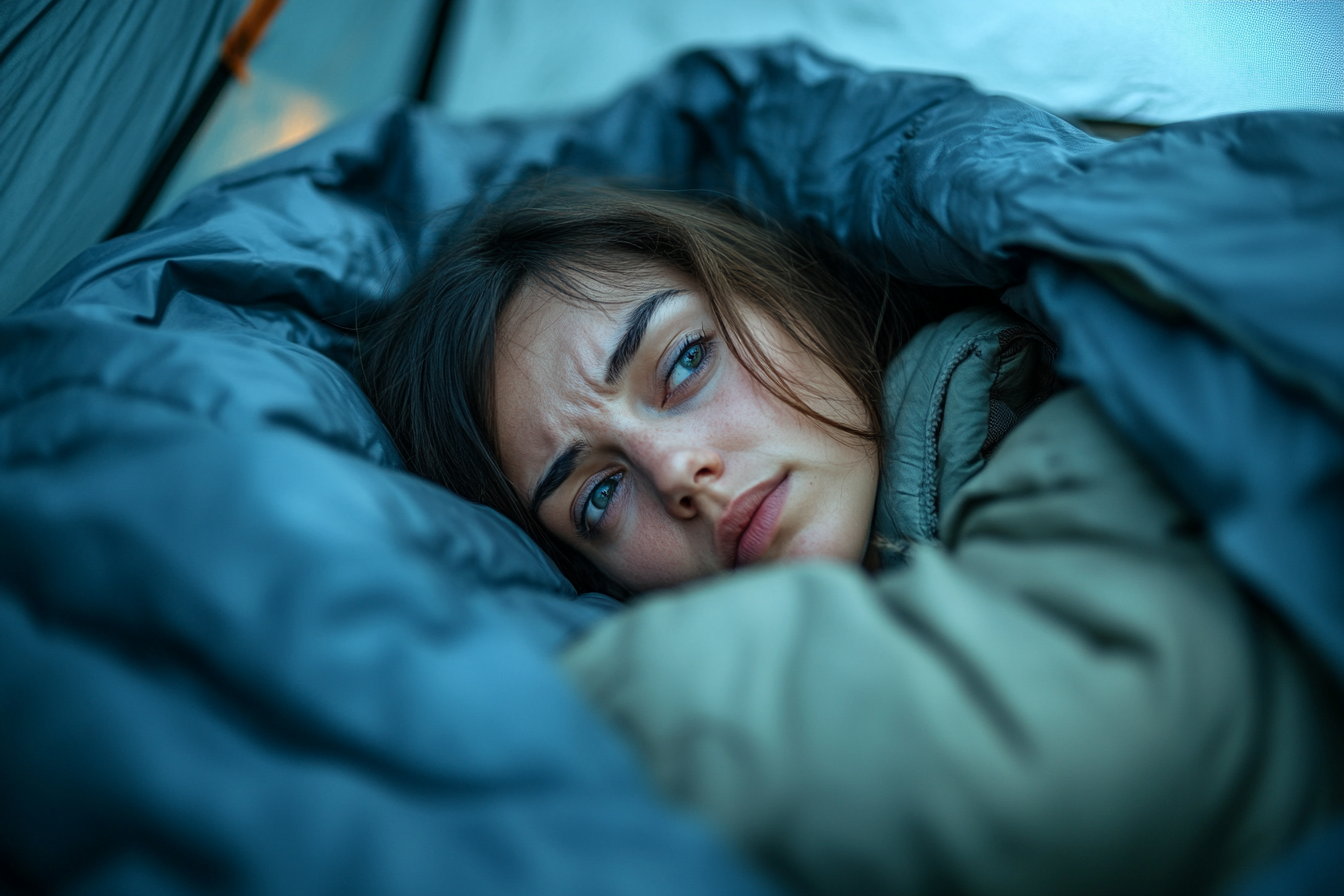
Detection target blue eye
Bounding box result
[581,473,622,534]
[667,338,710,392]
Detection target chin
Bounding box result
[781,525,869,565]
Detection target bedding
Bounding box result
[2,41,1341,894]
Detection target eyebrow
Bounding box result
[603,288,684,385]
[530,441,586,517]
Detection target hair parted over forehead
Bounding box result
[358,178,925,593]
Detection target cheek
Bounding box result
[599,517,699,591]
[786,438,881,562]
[619,354,785,464]
[788,477,876,560]
[699,355,801,445]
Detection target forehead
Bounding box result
[496,272,626,363]
[490,264,694,488]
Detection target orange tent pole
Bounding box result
[107,0,288,238]
[221,0,286,82]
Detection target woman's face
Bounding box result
[491,264,880,592]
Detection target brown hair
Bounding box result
[358,179,916,593]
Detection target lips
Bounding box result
[715,473,791,568]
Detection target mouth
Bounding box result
[716,473,791,569]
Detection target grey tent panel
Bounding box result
[0,0,244,316]
[437,0,1344,122]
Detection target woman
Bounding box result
[360,181,928,593]
[360,182,1343,895]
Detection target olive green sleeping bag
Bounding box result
[561,308,1344,896]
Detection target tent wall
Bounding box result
[146,0,443,224]
[0,0,245,317]
[435,0,1344,123]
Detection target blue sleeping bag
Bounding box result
[1,42,1340,894]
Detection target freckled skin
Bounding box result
[491,266,880,593]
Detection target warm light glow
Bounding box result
[214,76,334,173]
[269,94,330,153]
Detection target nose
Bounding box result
[641,442,723,519]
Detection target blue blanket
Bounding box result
[2,43,1340,894]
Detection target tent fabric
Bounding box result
[0,0,246,317]
[440,0,1344,123]
[147,0,446,225]
[1,40,1341,892]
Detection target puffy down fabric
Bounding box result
[562,387,1344,896]
[1,41,1340,893]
